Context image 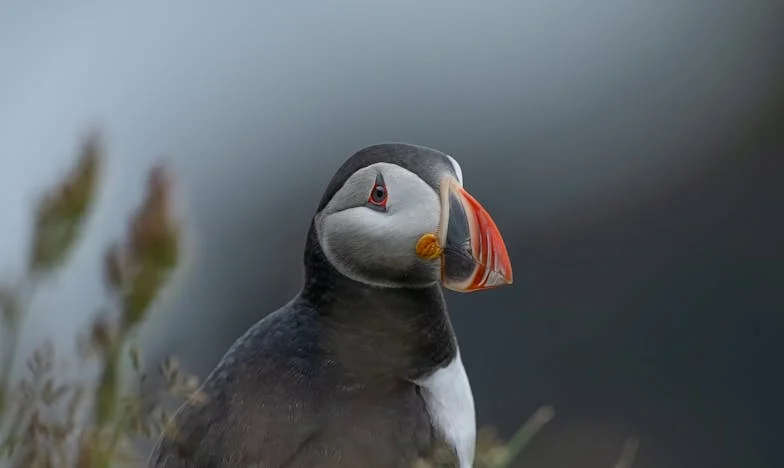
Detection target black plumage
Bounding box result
[149,144,464,468]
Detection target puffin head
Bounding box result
[312,143,513,292]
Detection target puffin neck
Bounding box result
[300,223,457,380]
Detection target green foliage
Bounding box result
[0,132,637,467]
[0,133,199,467]
[28,133,101,273]
[415,406,555,468]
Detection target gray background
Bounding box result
[1,1,782,467]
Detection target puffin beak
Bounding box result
[437,177,513,292]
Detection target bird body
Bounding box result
[149,144,512,468]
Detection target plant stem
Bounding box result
[612,437,639,468]
[0,325,18,414]
[0,308,20,416]
[496,406,555,468]
[95,343,123,428]
[93,341,127,468]
[0,278,38,418]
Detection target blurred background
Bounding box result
[1,1,782,467]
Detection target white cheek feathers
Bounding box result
[315,163,443,288]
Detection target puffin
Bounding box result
[148,143,513,468]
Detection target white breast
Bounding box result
[413,352,476,468]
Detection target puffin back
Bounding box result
[148,295,454,468]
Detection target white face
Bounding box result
[314,162,447,288]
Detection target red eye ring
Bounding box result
[368,183,387,206]
[368,175,388,208]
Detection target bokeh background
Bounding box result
[1,1,782,467]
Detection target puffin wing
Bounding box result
[148,306,327,468]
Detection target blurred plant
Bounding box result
[1,134,102,418]
[0,133,200,467]
[0,132,637,468]
[612,436,640,468]
[415,406,556,468]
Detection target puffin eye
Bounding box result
[367,174,388,210]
